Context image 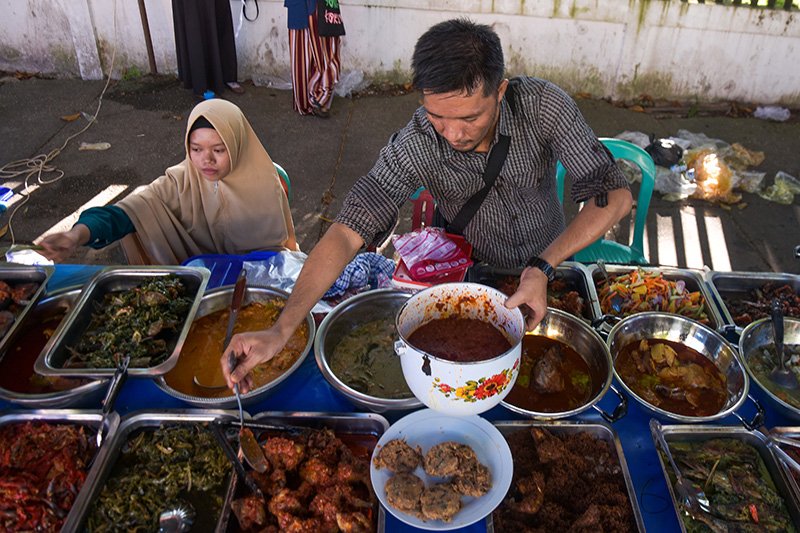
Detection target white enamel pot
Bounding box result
[394,282,525,416]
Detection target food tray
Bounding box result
[705,270,800,332]
[34,266,209,378]
[653,424,800,532]
[585,264,725,330]
[487,420,645,533]
[0,264,53,354]
[0,409,121,531]
[0,287,107,408]
[769,427,800,504]
[63,409,240,532]
[218,411,390,533]
[468,261,601,321]
[155,285,315,408]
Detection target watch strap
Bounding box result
[526,256,555,282]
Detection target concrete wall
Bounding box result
[1,0,798,105]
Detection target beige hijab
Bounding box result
[117,99,297,265]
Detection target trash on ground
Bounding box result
[753,106,791,122]
[78,142,111,151]
[758,171,800,205]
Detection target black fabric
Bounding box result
[189,116,214,133]
[442,81,517,236]
[172,0,238,96]
[644,134,683,167]
[317,0,345,37]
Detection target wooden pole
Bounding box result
[137,0,158,75]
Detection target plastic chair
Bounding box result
[555,138,655,265]
[274,162,292,204]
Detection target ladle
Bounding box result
[768,298,799,390]
[158,503,195,533]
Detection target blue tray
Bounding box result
[182,251,278,289]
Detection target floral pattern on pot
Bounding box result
[433,359,519,403]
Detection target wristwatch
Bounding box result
[525,256,555,282]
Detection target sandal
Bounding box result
[226,82,245,94]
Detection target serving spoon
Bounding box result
[768,298,799,390]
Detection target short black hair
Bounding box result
[411,18,504,96]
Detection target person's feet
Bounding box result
[226,82,245,94]
[310,96,331,118]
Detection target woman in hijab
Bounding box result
[39,99,297,264]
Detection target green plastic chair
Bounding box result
[555,138,655,265]
[273,162,292,204]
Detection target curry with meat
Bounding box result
[407,317,511,362]
[615,339,727,417]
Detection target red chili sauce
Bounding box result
[0,312,87,394]
[407,317,511,362]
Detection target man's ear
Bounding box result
[496,78,509,103]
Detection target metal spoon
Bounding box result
[768,298,799,390]
[158,503,195,533]
[192,375,227,390]
[650,420,712,517]
[228,351,269,473]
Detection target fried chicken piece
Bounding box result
[231,494,267,530]
[335,511,372,533]
[275,512,324,533]
[420,483,461,522]
[373,439,422,473]
[337,452,370,484]
[10,282,38,304]
[423,441,477,477]
[263,436,306,471]
[385,472,424,513]
[300,456,336,487]
[452,462,492,497]
[268,487,305,516]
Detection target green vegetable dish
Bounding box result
[665,438,796,532]
[65,276,193,369]
[87,424,229,532]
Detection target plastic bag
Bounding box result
[614,131,650,149]
[645,135,684,168]
[686,149,740,204]
[675,130,728,150]
[654,166,696,201]
[241,251,331,313]
[392,227,472,281]
[759,171,800,205]
[334,70,368,98]
[731,171,766,194]
[753,106,791,122]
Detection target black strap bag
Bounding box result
[317,0,345,37]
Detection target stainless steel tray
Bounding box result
[468,261,601,321]
[0,264,53,354]
[586,264,725,330]
[705,270,800,331]
[63,409,240,533]
[35,266,209,378]
[653,424,800,532]
[487,420,645,533]
[769,427,800,505]
[0,409,120,532]
[155,285,315,408]
[217,411,390,533]
[0,287,108,408]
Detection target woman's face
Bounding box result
[189,128,231,182]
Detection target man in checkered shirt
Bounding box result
[223,18,632,390]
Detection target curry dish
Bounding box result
[165,299,308,398]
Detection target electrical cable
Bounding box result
[0,0,120,246]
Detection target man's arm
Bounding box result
[222,223,364,392]
[506,187,632,328]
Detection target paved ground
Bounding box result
[0,75,798,274]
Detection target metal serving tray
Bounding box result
[35,266,209,378]
[487,420,645,533]
[653,424,800,532]
[468,261,601,321]
[0,287,108,408]
[586,264,725,330]
[705,270,800,331]
[0,264,53,354]
[63,409,239,533]
[217,411,390,533]
[0,409,120,533]
[769,427,800,505]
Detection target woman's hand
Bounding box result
[38,225,90,262]
[221,328,289,393]
[504,266,549,331]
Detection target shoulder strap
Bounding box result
[445,82,516,235]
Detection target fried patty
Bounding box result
[453,462,492,497]
[420,483,462,522]
[423,441,477,477]
[385,472,425,513]
[374,439,422,473]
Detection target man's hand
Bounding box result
[504,266,549,331]
[38,225,89,262]
[221,328,289,393]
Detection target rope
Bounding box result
[0,0,119,246]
